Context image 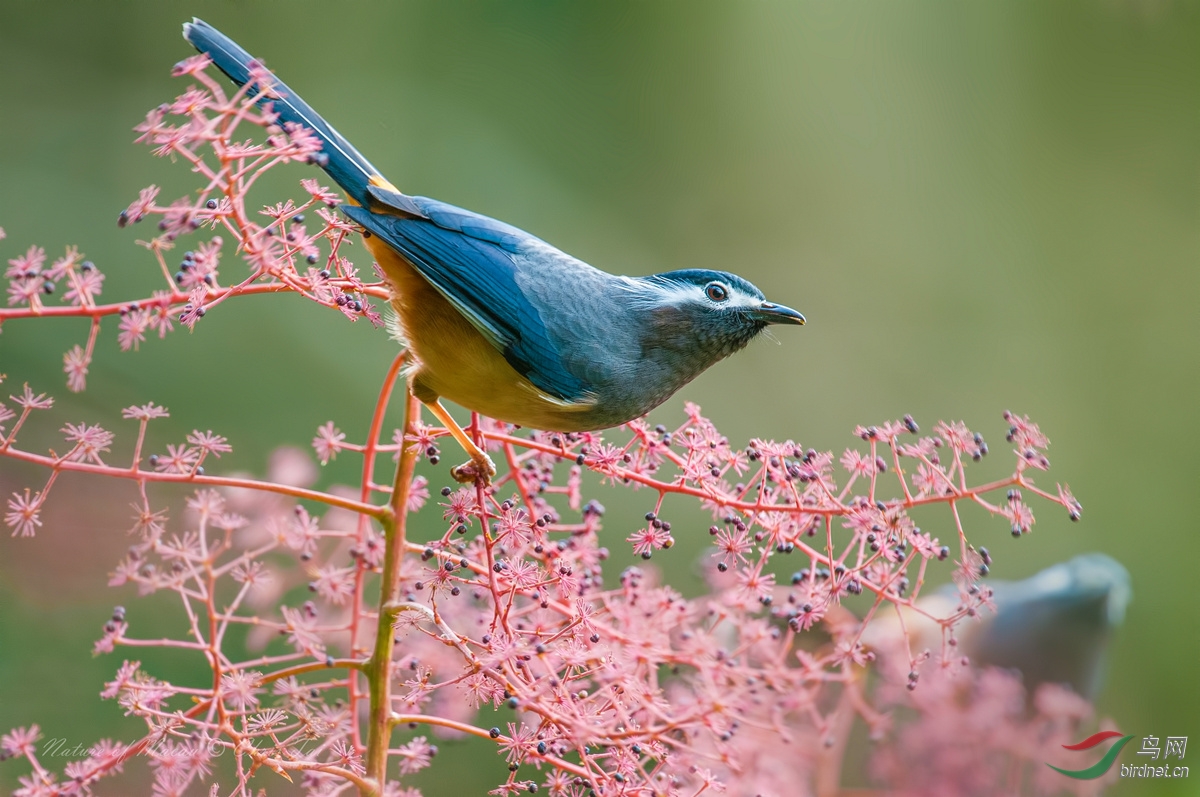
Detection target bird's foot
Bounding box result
[451,452,496,486]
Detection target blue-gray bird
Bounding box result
[864,553,1131,700]
[183,20,805,484]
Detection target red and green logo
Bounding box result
[1048,731,1135,780]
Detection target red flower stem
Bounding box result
[130,420,150,471]
[0,405,34,451]
[889,440,915,503]
[83,315,101,361]
[0,280,391,322]
[950,500,968,557]
[0,445,383,517]
[257,658,366,684]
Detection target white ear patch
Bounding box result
[619,276,764,313]
[632,280,758,306]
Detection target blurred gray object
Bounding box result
[967,552,1131,700]
[864,553,1131,700]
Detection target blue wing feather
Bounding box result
[340,199,590,402]
[411,198,530,251]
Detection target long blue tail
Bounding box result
[183,18,380,206]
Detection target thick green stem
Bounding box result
[364,389,421,794]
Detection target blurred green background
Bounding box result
[1,2,1196,795]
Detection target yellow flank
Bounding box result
[364,237,597,430]
[367,174,401,193]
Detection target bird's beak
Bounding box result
[752,301,806,326]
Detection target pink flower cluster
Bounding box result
[0,55,1107,797]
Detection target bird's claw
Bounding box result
[451,453,496,486]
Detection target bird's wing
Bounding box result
[340,198,591,403]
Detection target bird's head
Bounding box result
[631,268,804,364]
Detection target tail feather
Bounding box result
[183,18,379,206]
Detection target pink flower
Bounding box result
[260,199,298,221]
[310,565,356,605]
[168,87,212,117]
[1058,483,1083,520]
[117,309,150,351]
[63,345,90,392]
[5,245,45,278]
[497,723,537,766]
[913,461,947,496]
[840,447,877,477]
[394,736,436,775]
[1002,498,1036,536]
[279,605,325,656]
[331,739,365,776]
[170,53,211,77]
[934,420,986,460]
[1,725,40,758]
[301,177,340,206]
[185,489,225,518]
[281,121,325,161]
[153,443,200,474]
[245,709,286,734]
[230,560,270,588]
[64,264,104,306]
[1004,409,1050,450]
[5,489,43,537]
[441,487,478,524]
[84,738,128,773]
[407,475,429,512]
[14,772,58,797]
[145,291,177,339]
[219,670,262,711]
[122,402,169,420]
[496,558,542,591]
[735,563,776,605]
[712,526,753,569]
[460,672,503,710]
[101,661,143,700]
[10,384,53,410]
[61,422,114,464]
[177,286,208,330]
[494,506,533,548]
[186,429,231,457]
[313,421,346,464]
[120,185,160,226]
[626,523,671,557]
[281,507,320,558]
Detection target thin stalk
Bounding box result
[363,389,420,794]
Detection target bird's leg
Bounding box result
[424,399,496,486]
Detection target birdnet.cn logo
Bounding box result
[1047,731,1189,780]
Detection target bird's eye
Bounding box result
[705,282,729,302]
